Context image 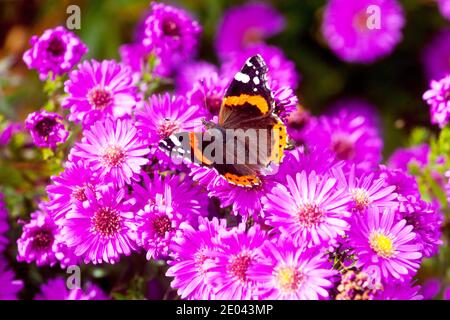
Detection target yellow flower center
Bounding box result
[350,188,371,211]
[369,231,395,258]
[275,266,304,293]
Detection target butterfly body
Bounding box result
[159,55,288,187]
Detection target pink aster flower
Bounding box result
[136,93,203,145]
[207,224,268,300]
[23,26,87,80]
[388,144,430,171]
[422,29,450,80]
[46,160,102,224]
[61,186,137,264]
[215,2,285,60]
[437,0,450,20]
[333,166,398,214]
[132,173,208,260]
[63,60,137,127]
[348,207,422,283]
[322,0,405,63]
[423,74,450,128]
[263,171,351,247]
[303,100,383,173]
[249,240,335,300]
[0,258,23,300]
[25,110,68,148]
[35,277,107,300]
[73,117,150,187]
[374,281,423,300]
[166,217,228,300]
[176,60,219,94]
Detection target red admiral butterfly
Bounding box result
[159,54,288,187]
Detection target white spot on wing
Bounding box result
[169,135,181,146]
[234,72,250,83]
[253,77,260,85]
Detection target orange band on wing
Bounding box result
[223,94,269,114]
[223,173,260,187]
[269,119,288,164]
[189,132,213,165]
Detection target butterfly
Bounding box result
[159,54,288,187]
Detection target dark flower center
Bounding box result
[159,119,179,139]
[228,253,252,282]
[47,37,65,57]
[87,87,112,110]
[91,206,122,238]
[331,136,355,160]
[288,109,310,130]
[71,183,94,202]
[206,95,222,115]
[444,89,450,101]
[101,145,126,167]
[297,203,323,227]
[34,118,57,138]
[243,28,263,46]
[31,228,54,251]
[152,215,172,236]
[162,19,180,37]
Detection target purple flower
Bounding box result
[23,26,87,80]
[17,208,59,266]
[73,118,150,187]
[25,110,68,148]
[438,0,450,20]
[303,100,383,172]
[0,122,21,146]
[0,193,9,252]
[35,277,107,300]
[374,282,423,300]
[378,165,420,198]
[0,258,23,300]
[136,93,203,145]
[421,278,441,299]
[348,207,422,283]
[142,3,201,73]
[133,173,208,260]
[263,171,351,247]
[63,60,137,126]
[444,286,450,300]
[215,2,285,60]
[423,75,450,128]
[333,166,398,214]
[422,29,450,80]
[322,0,405,63]
[397,196,443,258]
[46,160,101,224]
[61,186,137,264]
[166,217,228,300]
[207,224,267,300]
[249,240,335,300]
[176,60,219,94]
[388,144,430,171]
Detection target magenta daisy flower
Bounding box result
[132,173,208,260]
[303,100,383,172]
[423,75,450,128]
[136,93,203,145]
[438,0,450,20]
[23,26,87,80]
[397,196,443,258]
[25,110,68,148]
[0,122,21,146]
[35,277,107,300]
[215,2,285,60]
[249,240,335,300]
[322,0,405,63]
[333,166,398,214]
[17,208,59,266]
[374,281,423,300]
[263,171,351,247]
[63,60,137,126]
[348,207,422,282]
[378,165,420,199]
[176,60,219,94]
[422,29,450,80]
[207,224,268,300]
[0,193,9,252]
[61,186,137,264]
[166,217,228,300]
[142,2,201,72]
[73,117,150,187]
[46,160,101,224]
[0,258,23,300]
